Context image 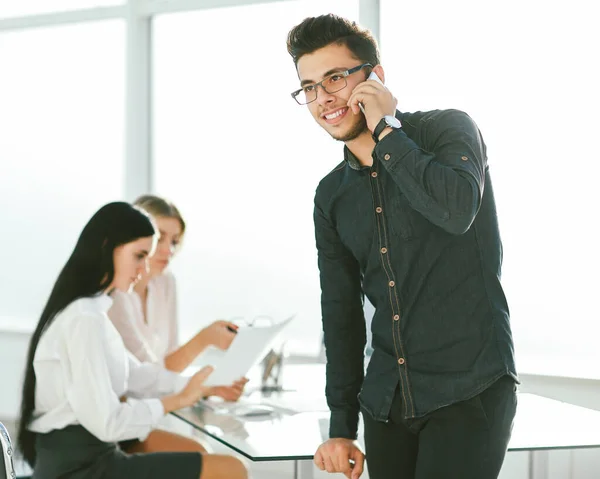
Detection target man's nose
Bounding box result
[315,85,335,107]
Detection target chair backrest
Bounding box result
[0,422,16,479]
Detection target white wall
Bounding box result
[0,328,29,419]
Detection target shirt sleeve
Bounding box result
[126,352,190,399]
[64,314,165,442]
[314,199,366,439]
[165,273,180,354]
[107,291,160,364]
[375,109,487,235]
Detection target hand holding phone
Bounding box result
[359,71,384,113]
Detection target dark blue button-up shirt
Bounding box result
[314,109,518,439]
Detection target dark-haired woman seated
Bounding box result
[17,202,248,479]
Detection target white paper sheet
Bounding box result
[196,316,294,387]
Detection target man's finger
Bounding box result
[351,450,365,479]
[353,81,383,94]
[314,450,325,470]
[339,457,353,479]
[323,455,336,474]
[347,89,380,115]
[347,93,365,115]
[332,447,351,473]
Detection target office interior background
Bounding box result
[0,0,598,477]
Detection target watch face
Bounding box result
[384,115,402,128]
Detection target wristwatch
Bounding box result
[372,115,402,143]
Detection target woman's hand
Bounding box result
[161,365,215,413]
[202,320,239,350]
[178,366,215,407]
[205,377,249,402]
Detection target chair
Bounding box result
[0,422,31,479]
[0,421,16,479]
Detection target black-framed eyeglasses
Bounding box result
[291,63,373,105]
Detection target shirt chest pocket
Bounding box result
[333,198,377,265]
[384,191,431,240]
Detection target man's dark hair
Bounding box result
[287,14,380,67]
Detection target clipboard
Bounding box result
[196,315,295,387]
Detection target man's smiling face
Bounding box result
[296,43,369,142]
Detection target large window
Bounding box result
[381,0,600,369]
[153,0,359,354]
[0,21,125,327]
[4,0,595,368]
[0,1,121,18]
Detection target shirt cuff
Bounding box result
[328,410,359,440]
[374,128,417,167]
[147,398,166,424]
[156,368,190,395]
[135,398,166,441]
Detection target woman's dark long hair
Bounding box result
[17,202,156,466]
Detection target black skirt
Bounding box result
[33,425,202,479]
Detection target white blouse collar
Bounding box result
[95,293,114,312]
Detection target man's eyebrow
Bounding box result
[300,67,347,87]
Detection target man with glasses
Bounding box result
[287,14,518,479]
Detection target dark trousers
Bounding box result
[363,375,517,479]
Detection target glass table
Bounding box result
[173,365,600,479]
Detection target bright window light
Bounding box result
[153,1,359,355]
[0,1,121,18]
[0,21,125,327]
[381,0,600,368]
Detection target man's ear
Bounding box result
[373,65,386,84]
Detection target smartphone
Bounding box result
[367,70,383,85]
[359,71,384,113]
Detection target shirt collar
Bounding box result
[95,293,114,313]
[343,145,365,171]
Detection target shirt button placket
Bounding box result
[370,164,407,400]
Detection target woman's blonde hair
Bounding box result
[133,194,186,237]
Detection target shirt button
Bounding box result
[371,172,378,178]
[393,314,399,321]
[384,153,391,161]
[375,207,383,213]
[381,247,387,254]
[389,280,395,287]
[398,358,405,365]
[461,155,469,161]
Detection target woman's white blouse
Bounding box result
[28,294,188,442]
[108,272,179,364]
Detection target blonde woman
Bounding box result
[108,195,248,454]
